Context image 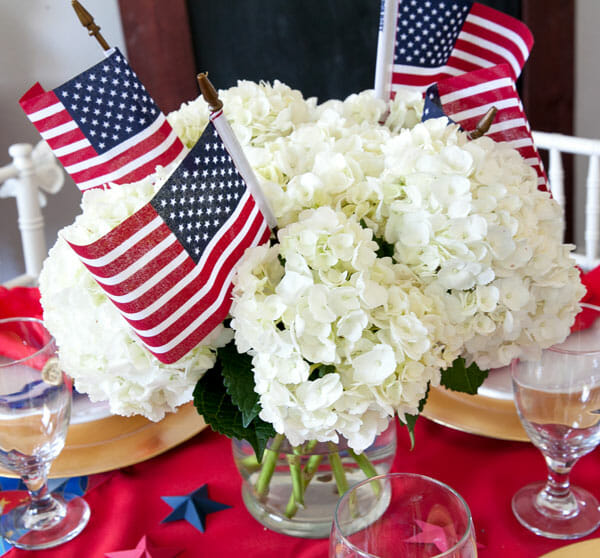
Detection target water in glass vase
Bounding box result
[232,420,397,538]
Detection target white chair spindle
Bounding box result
[0,142,64,286]
[531,131,600,271]
[9,144,47,281]
[548,147,565,210]
[585,154,600,263]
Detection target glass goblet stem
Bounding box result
[21,464,66,530]
[537,456,579,519]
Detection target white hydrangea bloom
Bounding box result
[231,207,457,451]
[372,124,584,368]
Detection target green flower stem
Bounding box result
[328,443,349,497]
[255,433,285,499]
[348,448,381,496]
[329,443,360,519]
[287,451,304,508]
[284,443,323,518]
[303,453,324,485]
[239,454,261,471]
[302,442,321,467]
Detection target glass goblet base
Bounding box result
[512,481,600,540]
[0,494,90,550]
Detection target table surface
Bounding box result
[1,415,598,558]
[1,286,599,557]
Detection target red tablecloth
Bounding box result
[2,419,598,558]
[1,287,599,557]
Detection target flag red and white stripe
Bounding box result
[429,64,547,189]
[20,84,183,192]
[68,194,269,364]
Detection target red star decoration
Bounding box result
[104,535,181,558]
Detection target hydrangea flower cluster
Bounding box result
[231,206,456,450]
[40,79,584,449]
[366,121,582,369]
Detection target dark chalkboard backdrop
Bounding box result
[186,0,520,102]
[187,1,379,102]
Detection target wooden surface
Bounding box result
[522,0,575,240]
[117,0,197,113]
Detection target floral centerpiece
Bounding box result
[39,80,584,535]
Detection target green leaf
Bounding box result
[220,341,260,427]
[372,235,395,259]
[440,357,489,395]
[404,383,430,450]
[359,220,394,259]
[316,364,336,377]
[308,363,336,381]
[248,421,278,464]
[193,367,275,461]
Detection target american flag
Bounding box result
[375,0,533,98]
[19,48,184,192]
[67,113,271,364]
[423,64,547,189]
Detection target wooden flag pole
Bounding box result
[196,72,223,113]
[469,107,498,140]
[71,0,111,51]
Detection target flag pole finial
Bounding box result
[71,0,111,51]
[469,106,498,139]
[197,73,223,113]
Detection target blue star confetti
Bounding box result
[161,484,230,533]
[0,478,25,492]
[0,475,88,496]
[48,476,89,499]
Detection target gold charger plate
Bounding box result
[0,402,206,479]
[539,538,600,557]
[422,385,528,442]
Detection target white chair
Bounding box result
[0,142,64,287]
[532,131,600,271]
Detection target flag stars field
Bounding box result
[150,123,249,265]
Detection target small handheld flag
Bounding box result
[375,0,533,99]
[422,64,547,189]
[67,96,272,364]
[19,48,184,192]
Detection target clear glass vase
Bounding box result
[232,419,397,538]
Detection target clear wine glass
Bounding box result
[511,302,600,539]
[0,317,90,549]
[330,472,477,557]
